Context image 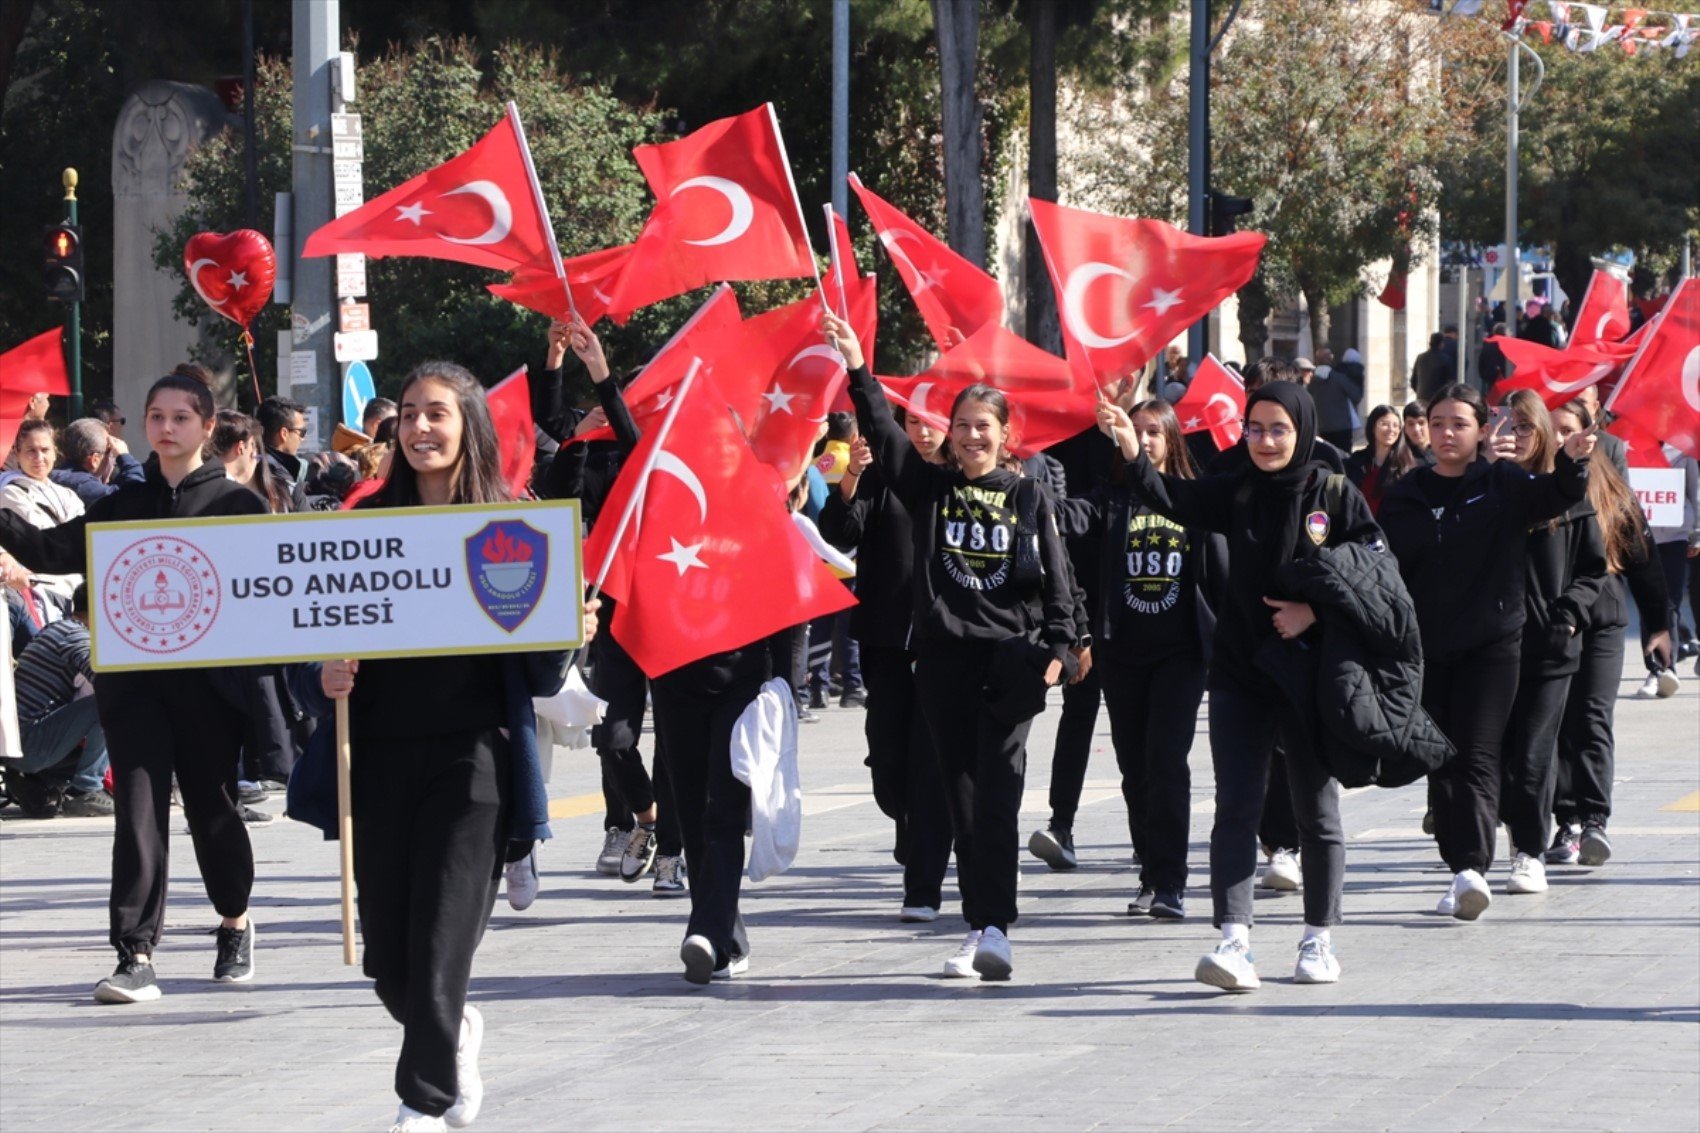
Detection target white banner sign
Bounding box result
[88,502,584,672]
[1629,467,1684,528]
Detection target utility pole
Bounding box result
[63,168,82,418]
[831,0,849,221]
[1504,36,1519,325]
[289,0,341,449]
[1186,0,1210,369]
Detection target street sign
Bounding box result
[336,253,366,299]
[289,349,318,387]
[343,360,376,426]
[332,136,364,161]
[338,302,370,333]
[334,330,379,363]
[330,113,362,138]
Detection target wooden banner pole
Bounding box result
[335,696,356,966]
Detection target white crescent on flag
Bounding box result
[439,181,514,246]
[187,259,226,307]
[1062,262,1139,350]
[674,176,755,247]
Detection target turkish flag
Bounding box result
[570,286,745,446]
[0,328,69,457]
[1028,198,1265,388]
[1569,270,1632,349]
[487,245,632,326]
[1607,277,1700,458]
[1607,418,1673,469]
[849,173,1004,354]
[1171,354,1246,450]
[877,322,1097,459]
[1489,335,1637,409]
[605,104,816,321]
[585,363,856,677]
[304,109,553,272]
[484,365,536,498]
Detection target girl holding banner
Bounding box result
[304,361,571,1133]
[0,372,267,1004]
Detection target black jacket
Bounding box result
[847,365,1077,659]
[1587,526,1669,635]
[1255,542,1454,788]
[1378,455,1589,663]
[1520,498,1608,677]
[51,453,146,507]
[537,378,636,529]
[818,458,916,650]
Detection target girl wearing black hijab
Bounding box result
[1099,382,1383,992]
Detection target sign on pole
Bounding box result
[1629,467,1684,529]
[342,359,376,425]
[87,502,584,672]
[333,328,378,362]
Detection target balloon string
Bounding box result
[241,330,262,408]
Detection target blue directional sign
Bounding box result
[342,360,376,428]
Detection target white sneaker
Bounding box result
[899,905,939,923]
[595,828,625,876]
[1445,869,1492,920]
[651,854,688,897]
[1506,852,1548,894]
[1260,848,1302,891]
[1635,673,1662,699]
[680,934,716,986]
[444,1004,482,1128]
[503,848,538,911]
[942,930,982,979]
[1656,668,1681,698]
[711,954,749,981]
[618,825,658,882]
[390,1106,447,1133]
[972,926,1012,981]
[1293,937,1340,984]
[1195,938,1260,992]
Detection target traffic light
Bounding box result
[43,222,84,303]
[1208,191,1255,237]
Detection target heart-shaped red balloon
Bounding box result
[183,229,277,331]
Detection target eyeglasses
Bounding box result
[286,426,308,437]
[1510,423,1536,438]
[1244,424,1294,442]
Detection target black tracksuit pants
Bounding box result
[1424,639,1522,874]
[650,665,762,968]
[1500,668,1574,857]
[1043,666,1103,831]
[1098,652,1205,892]
[354,729,508,1119]
[589,626,682,856]
[1206,680,1344,928]
[1555,620,1626,827]
[1259,749,1300,853]
[96,670,253,960]
[861,645,953,910]
[914,645,1035,933]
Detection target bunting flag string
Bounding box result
[1443,1,1699,57]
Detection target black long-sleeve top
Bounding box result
[818,459,917,650]
[1520,497,1608,677]
[846,365,1077,659]
[537,378,640,529]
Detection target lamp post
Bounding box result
[63,168,83,419]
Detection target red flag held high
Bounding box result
[1568,270,1632,349]
[1029,199,1265,388]
[0,328,69,458]
[1171,354,1246,450]
[304,109,553,272]
[487,245,633,326]
[849,173,1004,354]
[877,322,1097,459]
[1489,335,1637,409]
[584,364,855,678]
[484,366,536,498]
[605,105,815,321]
[1606,278,1700,459]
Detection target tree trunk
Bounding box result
[932,0,985,267]
[1023,0,1060,353]
[0,0,36,100]
[1302,283,1331,357]
[1236,272,1271,364]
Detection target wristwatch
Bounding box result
[1075,634,1093,651]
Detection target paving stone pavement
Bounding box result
[2,655,1696,1132]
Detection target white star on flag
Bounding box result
[762,384,797,415]
[1144,287,1184,315]
[227,271,248,289]
[395,201,432,225]
[657,537,707,576]
[653,390,675,411]
[1184,415,1202,429]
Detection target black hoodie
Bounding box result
[847,365,1077,659]
[1519,497,1607,677]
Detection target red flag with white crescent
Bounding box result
[484,365,536,498]
[1606,277,1700,459]
[1170,354,1246,451]
[303,110,553,272]
[487,245,633,326]
[1028,198,1265,389]
[1488,335,1637,409]
[0,327,69,457]
[1568,269,1632,349]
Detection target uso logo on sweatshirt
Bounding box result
[939,484,1016,592]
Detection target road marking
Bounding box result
[547,792,608,820]
[1663,791,1700,813]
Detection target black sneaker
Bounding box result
[94,956,161,1003]
[61,788,117,818]
[808,686,828,711]
[839,687,867,708]
[1149,889,1186,920]
[212,922,255,982]
[237,782,269,805]
[1579,823,1613,867]
[6,771,63,819]
[1027,826,1078,870]
[239,804,274,826]
[1127,886,1155,916]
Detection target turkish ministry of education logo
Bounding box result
[466,520,549,633]
[103,537,220,654]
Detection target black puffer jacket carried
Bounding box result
[1254,542,1454,788]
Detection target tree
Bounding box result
[1078,0,1484,353]
[154,39,667,400]
[932,0,986,267]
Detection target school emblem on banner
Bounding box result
[465,520,549,633]
[1305,510,1331,546]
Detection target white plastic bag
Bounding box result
[534,665,605,752]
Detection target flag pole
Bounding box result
[765,102,830,315]
[1599,285,1677,416]
[334,696,356,966]
[507,101,580,324]
[822,203,851,320]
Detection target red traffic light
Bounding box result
[45,224,80,259]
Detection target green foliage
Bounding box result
[153,38,668,400]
